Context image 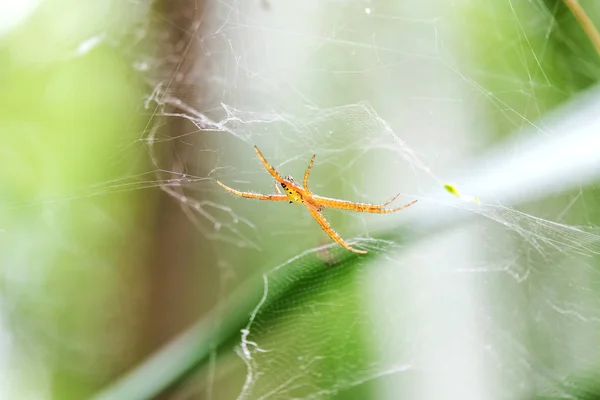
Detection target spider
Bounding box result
[216,146,417,254]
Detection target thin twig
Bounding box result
[563,0,600,56]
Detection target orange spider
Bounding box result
[216,146,417,254]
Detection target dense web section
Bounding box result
[63,0,600,398]
[132,0,600,399]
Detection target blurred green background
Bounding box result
[2,0,600,399]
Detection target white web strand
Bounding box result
[238,275,270,398]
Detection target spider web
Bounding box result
[150,1,600,399]
[136,1,600,399]
[4,0,600,399]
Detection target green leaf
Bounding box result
[93,241,397,400]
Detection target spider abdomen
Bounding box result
[281,181,304,204]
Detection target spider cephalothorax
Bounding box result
[216,146,417,254]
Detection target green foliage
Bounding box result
[95,243,395,399]
[0,2,148,398]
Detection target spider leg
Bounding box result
[377,193,401,207]
[254,146,286,183]
[385,199,418,212]
[312,194,417,213]
[216,180,288,201]
[274,181,282,194]
[305,204,367,254]
[303,154,316,193]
